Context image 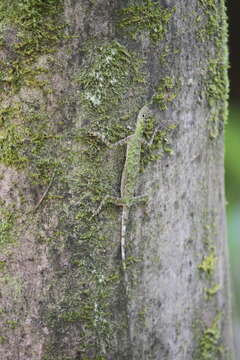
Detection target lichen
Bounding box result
[76,40,144,117]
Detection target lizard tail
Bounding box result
[121,209,134,351]
[121,209,129,296]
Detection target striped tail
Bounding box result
[121,208,129,296]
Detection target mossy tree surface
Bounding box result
[0,0,233,360]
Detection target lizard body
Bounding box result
[118,105,150,292]
[91,105,151,293]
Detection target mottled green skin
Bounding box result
[121,105,150,203]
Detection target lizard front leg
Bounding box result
[86,131,134,148]
[91,193,148,218]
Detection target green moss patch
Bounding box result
[141,116,175,168]
[0,102,59,185]
[198,247,217,277]
[152,76,176,110]
[76,41,144,115]
[0,0,64,93]
[205,284,221,300]
[40,132,125,357]
[0,205,15,247]
[119,0,174,42]
[198,0,229,138]
[206,59,228,139]
[196,314,223,360]
[0,124,28,167]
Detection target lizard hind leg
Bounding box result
[129,194,148,207]
[90,195,125,218]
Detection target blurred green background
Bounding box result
[226,105,240,353]
[226,1,240,354]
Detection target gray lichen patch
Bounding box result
[75,40,145,129]
[76,41,133,110]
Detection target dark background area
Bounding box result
[228,1,239,100]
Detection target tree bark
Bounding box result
[0,0,234,359]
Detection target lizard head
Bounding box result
[138,105,150,121]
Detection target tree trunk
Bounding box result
[0,0,233,359]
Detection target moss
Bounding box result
[0,261,6,272]
[0,205,15,247]
[205,284,221,300]
[198,247,217,277]
[152,76,176,110]
[0,104,27,167]
[118,0,174,43]
[39,128,125,357]
[198,0,227,44]
[207,60,225,101]
[0,124,27,167]
[206,59,228,139]
[198,1,219,41]
[76,40,144,116]
[159,46,170,65]
[0,0,66,184]
[0,102,60,186]
[199,0,216,7]
[196,314,223,360]
[198,0,229,138]
[0,2,177,357]
[1,275,23,297]
[61,49,177,357]
[0,0,68,352]
[0,336,6,344]
[141,116,175,168]
[5,319,18,330]
[40,103,176,357]
[0,0,64,93]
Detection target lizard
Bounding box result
[116,105,151,293]
[91,105,155,295]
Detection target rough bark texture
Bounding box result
[0,0,234,359]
